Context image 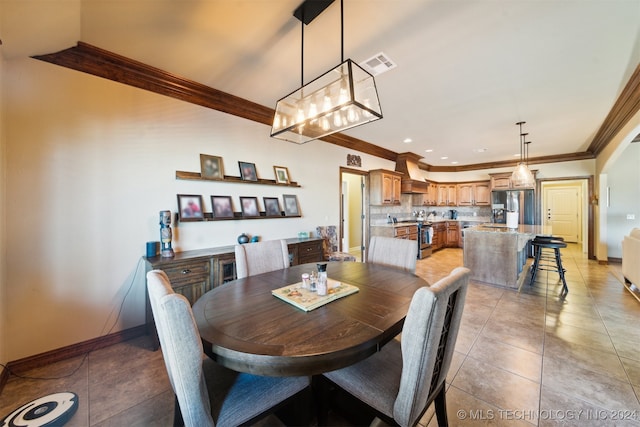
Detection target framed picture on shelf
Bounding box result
[273,166,290,184]
[263,197,282,217]
[282,194,300,216]
[240,196,260,217]
[238,161,258,181]
[211,195,234,218]
[200,154,224,180]
[177,194,204,221]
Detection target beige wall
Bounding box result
[594,111,640,260]
[3,58,394,361]
[0,30,7,367]
[3,53,637,362]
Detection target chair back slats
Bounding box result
[393,266,469,427]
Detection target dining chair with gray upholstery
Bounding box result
[147,270,310,427]
[234,239,290,279]
[320,266,470,427]
[367,235,418,273]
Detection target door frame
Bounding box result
[537,175,595,259]
[339,167,369,261]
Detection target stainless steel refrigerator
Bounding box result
[491,190,535,225]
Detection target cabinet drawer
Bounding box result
[394,225,418,239]
[159,259,211,285]
[298,241,323,264]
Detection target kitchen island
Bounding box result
[463,224,551,289]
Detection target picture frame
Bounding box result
[200,154,224,180]
[263,197,282,217]
[273,166,290,184]
[211,195,234,219]
[282,194,300,217]
[238,161,258,181]
[177,194,204,221]
[240,196,260,217]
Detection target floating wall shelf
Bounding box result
[175,171,301,188]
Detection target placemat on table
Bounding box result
[272,279,359,312]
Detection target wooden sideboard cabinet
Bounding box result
[144,237,324,346]
[290,238,323,265]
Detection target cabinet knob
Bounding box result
[181,269,191,274]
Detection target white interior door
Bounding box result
[543,185,581,243]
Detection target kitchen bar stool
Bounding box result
[529,237,568,296]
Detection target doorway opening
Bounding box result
[340,168,368,262]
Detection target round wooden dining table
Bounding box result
[192,261,430,377]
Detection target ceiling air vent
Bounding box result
[360,52,397,76]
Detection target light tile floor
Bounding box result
[1,244,639,426]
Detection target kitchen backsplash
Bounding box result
[370,194,492,225]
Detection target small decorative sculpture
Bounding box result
[237,233,250,244]
[159,210,175,257]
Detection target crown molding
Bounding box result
[33,42,617,172]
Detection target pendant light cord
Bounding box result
[301,18,304,87]
[341,0,344,62]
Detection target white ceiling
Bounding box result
[2,0,640,166]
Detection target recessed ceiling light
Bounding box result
[473,148,488,153]
[425,149,433,153]
[440,156,448,160]
[451,161,459,164]
[403,138,412,143]
[513,153,521,157]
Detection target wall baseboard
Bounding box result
[0,366,9,393]
[3,325,148,381]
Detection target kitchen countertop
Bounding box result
[465,224,552,236]
[372,218,490,227]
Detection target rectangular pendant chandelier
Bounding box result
[271,59,382,144]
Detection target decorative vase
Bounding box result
[237,233,250,244]
[250,236,259,243]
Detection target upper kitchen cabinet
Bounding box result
[490,171,536,190]
[370,169,403,205]
[490,172,512,190]
[437,183,457,206]
[457,181,491,206]
[412,180,438,206]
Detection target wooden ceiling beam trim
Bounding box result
[32,42,396,161]
[588,60,640,155]
[32,42,606,171]
[422,151,595,173]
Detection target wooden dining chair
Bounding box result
[147,270,310,427]
[320,266,470,427]
[234,239,290,279]
[367,235,418,273]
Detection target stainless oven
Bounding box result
[417,222,432,259]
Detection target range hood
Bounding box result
[395,152,428,194]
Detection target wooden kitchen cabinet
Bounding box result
[431,222,447,251]
[457,181,491,206]
[446,221,459,247]
[490,171,536,190]
[370,224,418,240]
[412,181,438,206]
[437,184,457,206]
[370,169,403,205]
